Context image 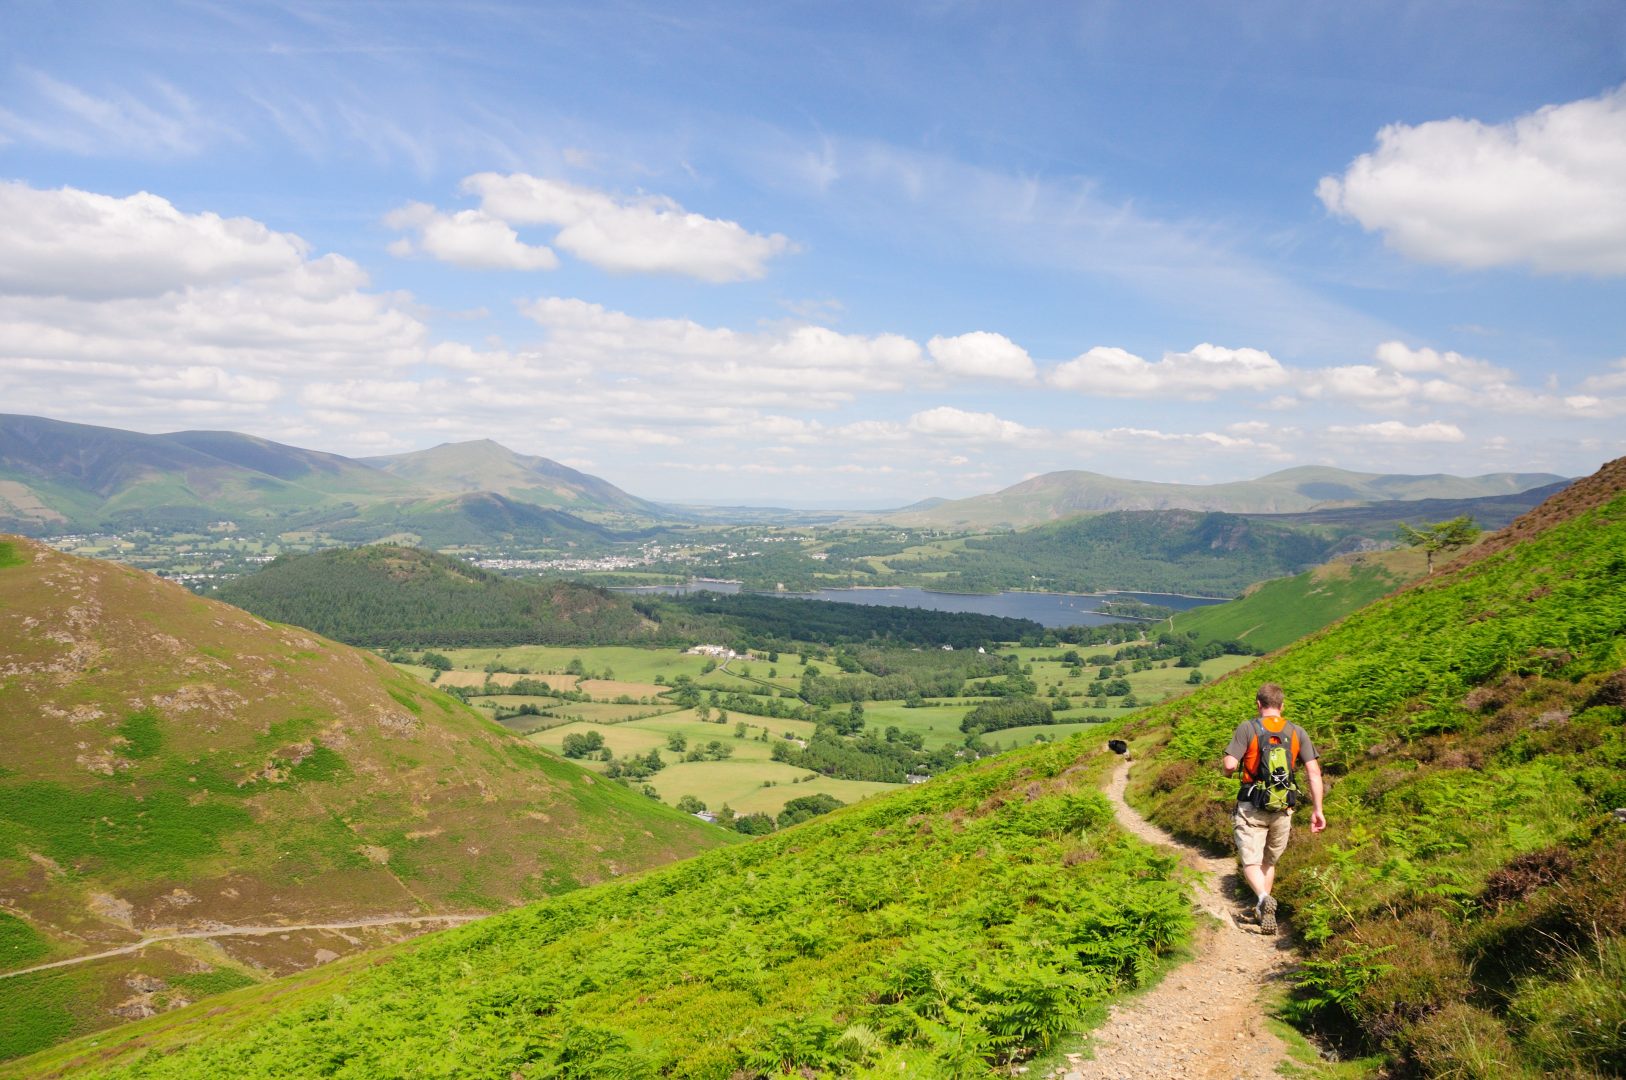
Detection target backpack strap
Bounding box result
[1238,716,1264,792]
[1242,716,1267,783]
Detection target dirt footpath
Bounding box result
[1048,757,1299,1080]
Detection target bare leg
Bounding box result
[1240,862,1270,902]
[1261,862,1277,897]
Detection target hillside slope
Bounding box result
[0,415,662,539]
[11,738,1192,1080]
[313,491,619,549]
[360,439,665,520]
[883,466,1566,530]
[1168,545,1428,652]
[211,544,652,647]
[1125,455,1626,1076]
[912,509,1341,595]
[0,538,727,1060]
[0,415,413,532]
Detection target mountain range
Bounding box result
[0,415,659,539]
[0,414,1573,541]
[879,464,1569,529]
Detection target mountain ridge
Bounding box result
[881,465,1569,530]
[0,415,662,536]
[359,439,664,519]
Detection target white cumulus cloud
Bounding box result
[384,203,558,270]
[457,173,794,282]
[0,182,308,299]
[927,332,1037,381]
[1372,341,1513,387]
[0,182,428,428]
[1325,420,1466,442]
[1318,85,1626,274]
[907,406,1039,442]
[1049,343,1289,398]
[519,297,926,405]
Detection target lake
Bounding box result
[609,582,1226,628]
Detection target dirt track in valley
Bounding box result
[0,914,485,980]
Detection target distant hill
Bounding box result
[313,491,620,548]
[1168,544,1428,652]
[212,544,654,647]
[906,509,1344,596]
[1249,479,1570,531]
[882,465,1569,530]
[360,439,665,520]
[0,538,728,1060]
[0,414,663,539]
[0,414,413,532]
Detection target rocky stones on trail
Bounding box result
[89,891,136,927]
[1043,756,1296,1080]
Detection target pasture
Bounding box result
[397,641,1252,820]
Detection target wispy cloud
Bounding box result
[0,70,232,157]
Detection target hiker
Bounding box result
[1221,682,1325,933]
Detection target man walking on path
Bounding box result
[1222,683,1325,933]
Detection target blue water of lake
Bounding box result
[609,582,1226,628]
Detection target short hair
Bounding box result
[1256,683,1284,710]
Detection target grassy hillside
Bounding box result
[884,466,1565,530]
[212,544,656,647]
[0,414,414,533]
[12,739,1191,1080]
[1253,481,1567,533]
[904,510,1338,595]
[0,538,728,1060]
[313,491,619,548]
[1169,546,1427,652]
[1123,455,1626,1077]
[360,439,665,520]
[0,415,663,538]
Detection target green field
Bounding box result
[541,701,680,723]
[526,709,858,816]
[857,702,981,749]
[408,643,1251,820]
[529,721,671,760]
[646,760,891,814]
[635,711,818,744]
[436,644,812,685]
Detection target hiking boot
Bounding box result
[1259,895,1277,934]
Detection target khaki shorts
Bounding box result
[1234,801,1292,868]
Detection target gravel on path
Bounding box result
[1048,755,1300,1080]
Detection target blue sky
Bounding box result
[2,1,1624,506]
